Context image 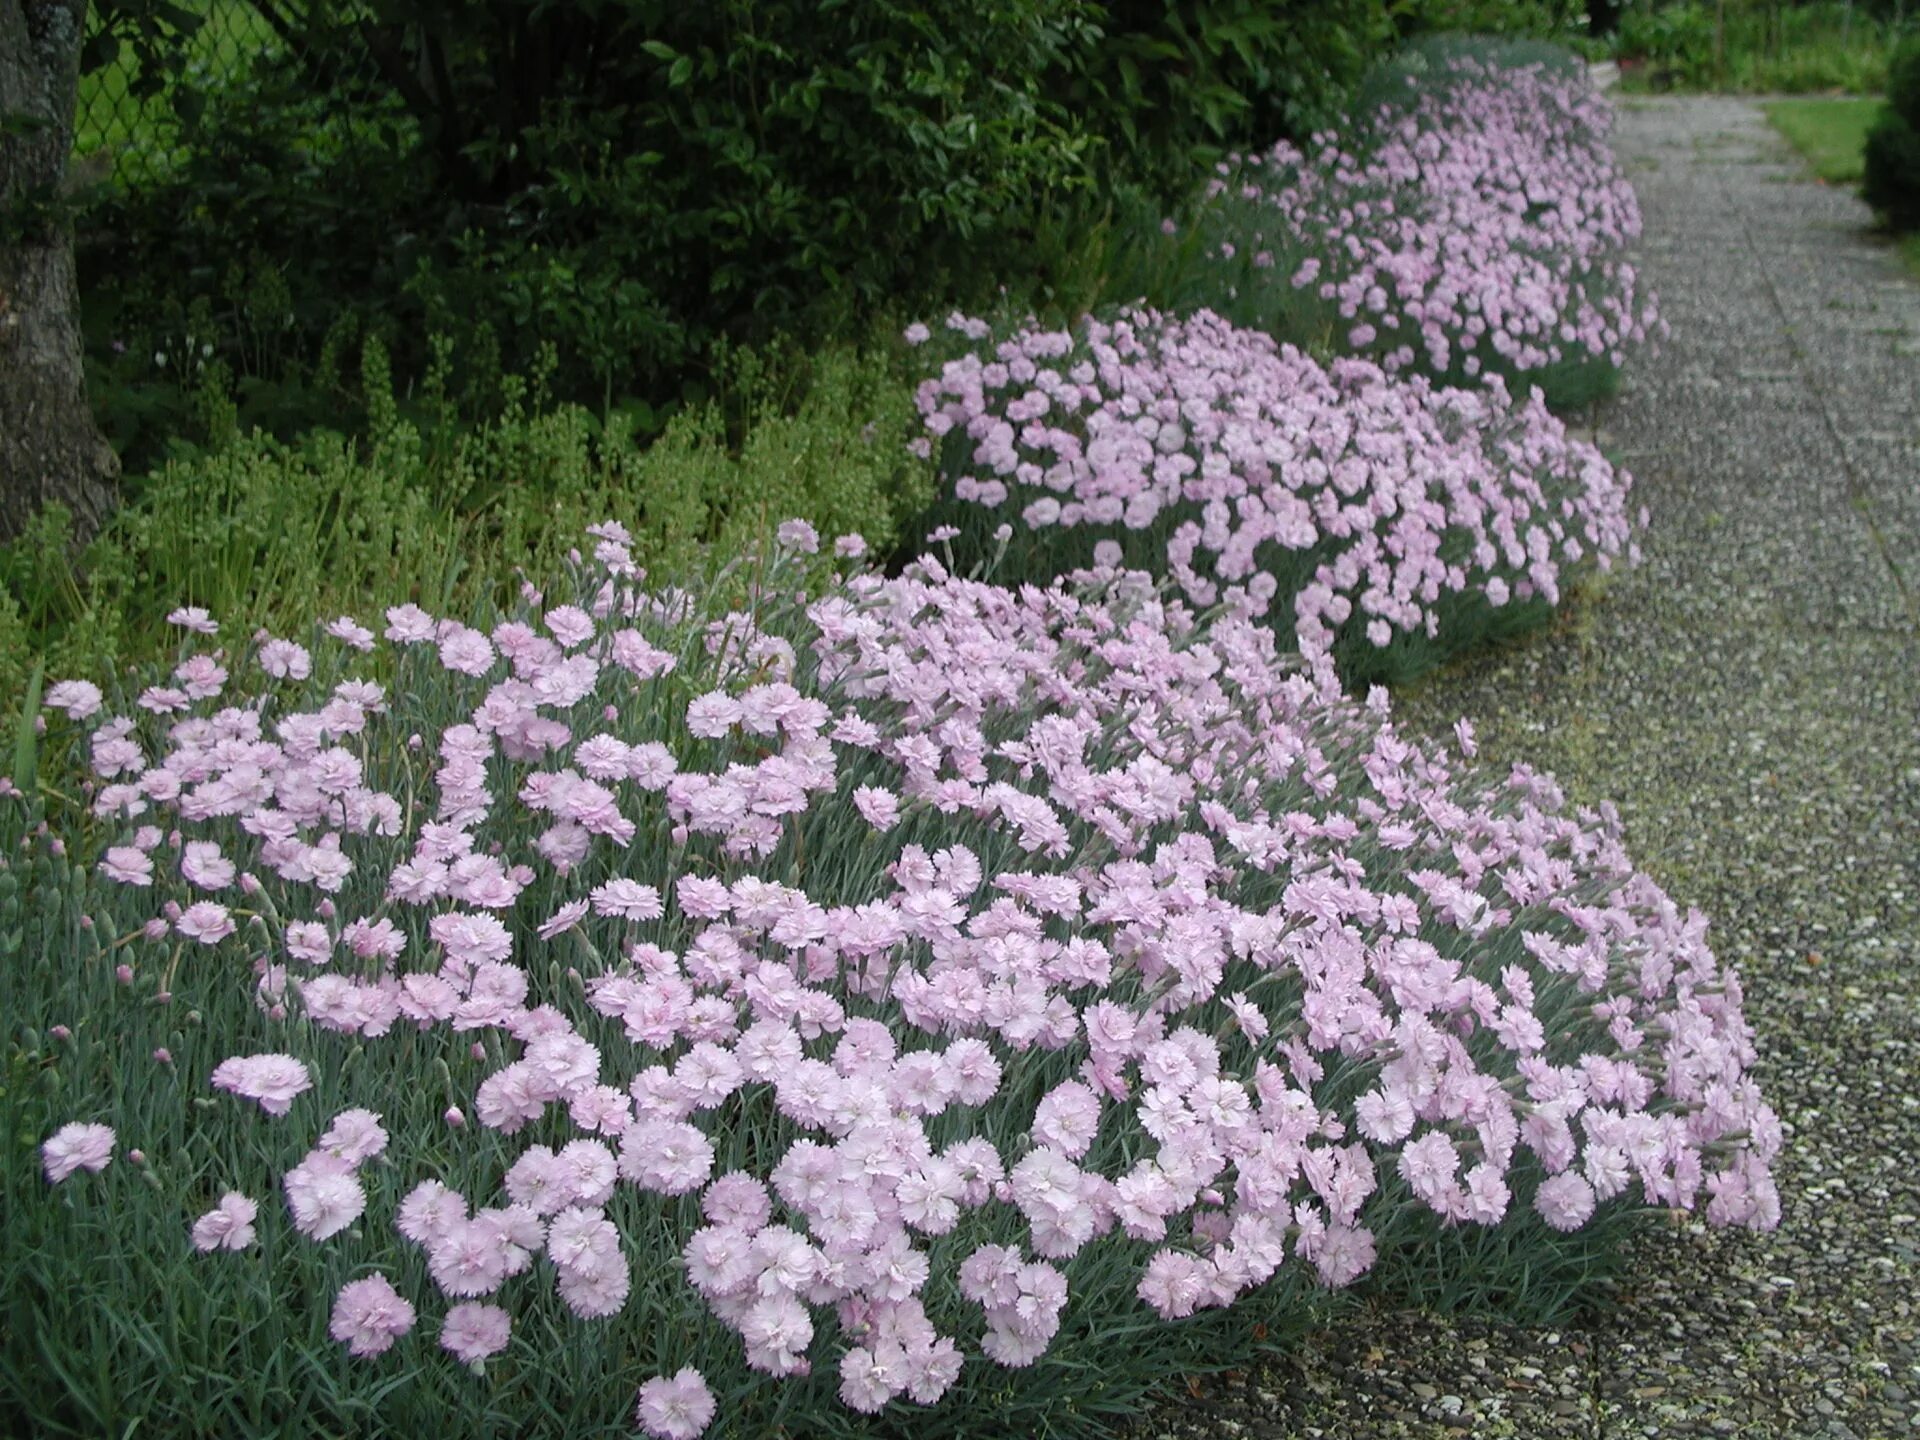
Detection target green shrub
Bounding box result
[1891,31,1920,130]
[81,0,1101,413]
[1059,0,1397,197]
[1865,36,1920,230]
[1865,116,1920,231]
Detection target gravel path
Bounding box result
[1136,96,1920,1440]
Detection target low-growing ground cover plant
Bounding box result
[1195,44,1662,412]
[0,333,933,732]
[5,523,1777,1437]
[909,306,1643,686]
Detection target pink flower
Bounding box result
[440,1301,512,1365]
[636,1366,717,1440]
[257,638,311,680]
[181,841,235,891]
[44,680,104,719]
[538,899,589,940]
[544,605,596,648]
[328,1273,415,1357]
[1137,1248,1212,1319]
[101,846,153,886]
[1534,1171,1597,1232]
[853,786,901,832]
[175,901,236,944]
[191,1192,259,1252]
[166,605,218,635]
[284,1150,367,1240]
[173,654,226,699]
[210,1053,312,1116]
[318,1108,389,1166]
[839,1344,902,1413]
[685,693,742,740]
[438,626,497,677]
[397,1179,468,1247]
[326,616,376,650]
[385,604,437,643]
[775,519,820,554]
[42,1122,114,1183]
[590,879,663,921]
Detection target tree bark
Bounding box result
[0,0,117,547]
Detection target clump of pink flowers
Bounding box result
[1208,52,1663,387]
[37,521,1776,1433]
[911,305,1641,662]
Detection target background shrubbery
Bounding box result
[1614,0,1913,94]
[69,0,1590,456]
[1864,34,1920,231]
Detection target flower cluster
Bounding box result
[911,305,1642,661]
[1209,54,1662,388]
[40,525,1776,1434]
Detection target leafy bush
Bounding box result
[909,306,1641,686]
[79,1,1485,431]
[1059,0,1397,197]
[1194,47,1661,411]
[1866,37,1920,232]
[1614,1,1720,86]
[7,528,1776,1438]
[80,0,1102,412]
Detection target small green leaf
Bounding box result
[13,661,43,797]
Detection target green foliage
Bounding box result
[1891,30,1920,129]
[1615,1,1910,94]
[2,333,934,727]
[79,0,1102,413]
[1865,35,1920,229]
[1398,0,1598,51]
[71,0,1474,440]
[1060,0,1397,195]
[1865,114,1920,231]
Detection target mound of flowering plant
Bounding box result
[910,306,1642,684]
[1198,49,1663,409]
[11,525,1776,1438]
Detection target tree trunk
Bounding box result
[0,0,117,547]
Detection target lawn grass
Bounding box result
[1763,97,1920,281]
[1764,96,1886,184]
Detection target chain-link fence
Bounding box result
[72,1,388,191]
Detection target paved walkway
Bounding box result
[1141,97,1920,1440]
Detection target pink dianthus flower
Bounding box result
[42,1121,115,1183]
[328,1273,414,1357]
[636,1366,717,1440]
